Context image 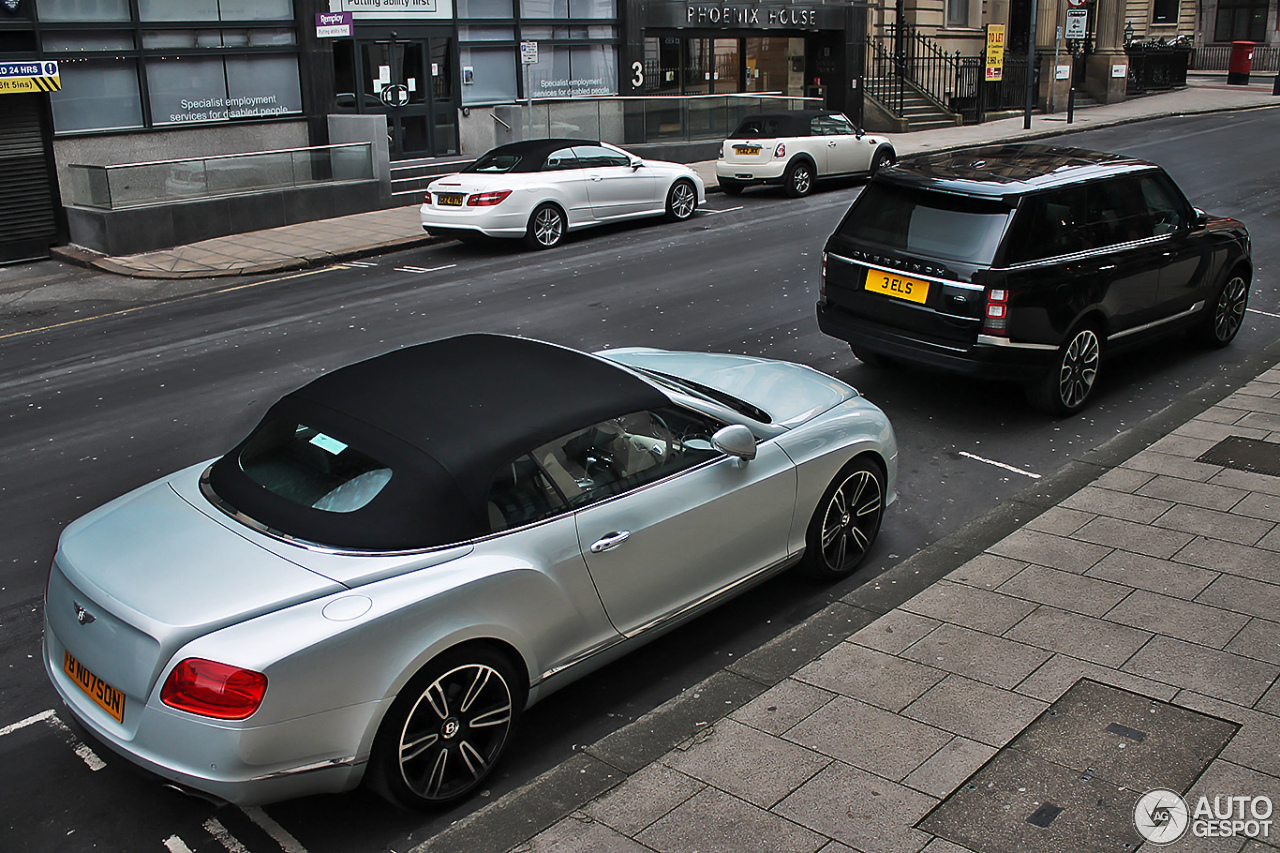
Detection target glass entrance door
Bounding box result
[356,37,457,159]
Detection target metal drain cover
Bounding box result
[919,680,1238,853]
[1197,436,1280,477]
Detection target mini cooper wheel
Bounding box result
[1029,325,1103,416]
[664,180,698,222]
[783,160,814,198]
[523,203,565,250]
[870,148,895,175]
[369,647,523,809]
[1197,270,1249,348]
[799,458,885,580]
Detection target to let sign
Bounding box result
[0,60,60,95]
[985,24,1006,81]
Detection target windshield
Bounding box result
[239,418,392,513]
[636,368,772,424]
[838,184,1014,265]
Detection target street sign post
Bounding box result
[1065,9,1088,41]
[520,41,537,140]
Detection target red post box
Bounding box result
[1228,40,1256,85]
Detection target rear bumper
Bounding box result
[716,162,787,184]
[816,301,1056,383]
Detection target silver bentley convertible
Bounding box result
[44,334,897,809]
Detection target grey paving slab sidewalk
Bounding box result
[416,354,1280,853]
[51,75,1280,280]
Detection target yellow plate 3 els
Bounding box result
[64,650,125,722]
[865,267,930,305]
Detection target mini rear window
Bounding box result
[239,418,392,513]
[838,184,1015,265]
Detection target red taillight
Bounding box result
[467,190,512,207]
[161,658,267,720]
[774,143,786,158]
[983,287,1010,336]
[820,252,828,298]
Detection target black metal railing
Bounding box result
[1190,43,1279,72]
[867,25,965,120]
[1125,44,1192,94]
[951,57,1033,123]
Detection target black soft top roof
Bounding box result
[208,334,669,551]
[730,111,842,138]
[464,138,603,172]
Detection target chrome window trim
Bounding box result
[827,252,984,291]
[1001,235,1169,271]
[1110,301,1205,339]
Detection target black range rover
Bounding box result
[816,144,1252,414]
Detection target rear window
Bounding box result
[464,151,522,173]
[239,418,392,513]
[837,184,1015,265]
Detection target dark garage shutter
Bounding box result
[0,93,62,264]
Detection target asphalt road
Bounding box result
[1,109,1277,853]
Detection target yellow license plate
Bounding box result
[864,268,930,305]
[64,650,125,723]
[437,194,465,206]
[734,145,761,155]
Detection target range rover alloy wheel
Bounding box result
[369,647,522,809]
[784,159,814,198]
[799,458,885,579]
[1030,326,1102,416]
[1198,271,1249,347]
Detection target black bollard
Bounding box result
[1067,87,1075,124]
[1274,72,1280,96]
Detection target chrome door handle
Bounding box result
[590,531,630,553]
[591,175,603,181]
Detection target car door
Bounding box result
[573,145,657,220]
[532,406,796,637]
[1136,171,1209,318]
[817,114,867,176]
[539,146,593,224]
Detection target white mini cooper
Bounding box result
[717,110,895,198]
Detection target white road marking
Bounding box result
[395,264,457,274]
[242,806,309,853]
[44,715,107,770]
[699,206,744,215]
[0,708,56,737]
[164,836,196,853]
[1248,307,1280,319]
[204,818,250,853]
[959,451,1042,479]
[344,260,378,267]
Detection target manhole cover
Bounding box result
[1197,436,1280,477]
[919,680,1239,853]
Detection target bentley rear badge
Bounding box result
[73,602,96,625]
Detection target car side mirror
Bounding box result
[1193,207,1209,229]
[631,159,644,170]
[712,424,757,461]
[856,128,865,139]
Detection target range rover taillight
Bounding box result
[820,252,827,299]
[983,288,1010,335]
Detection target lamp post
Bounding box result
[1124,22,1134,45]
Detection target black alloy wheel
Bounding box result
[1198,271,1249,347]
[799,458,885,580]
[524,203,565,249]
[1029,325,1102,416]
[369,647,522,809]
[664,180,698,222]
[784,159,814,198]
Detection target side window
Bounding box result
[543,148,580,171]
[1136,173,1188,236]
[1086,178,1152,245]
[572,145,629,168]
[810,117,830,136]
[1005,187,1091,261]
[486,454,567,533]
[532,406,726,509]
[828,115,856,135]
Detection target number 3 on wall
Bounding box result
[632,61,643,88]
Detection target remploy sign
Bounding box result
[327,0,452,20]
[686,4,818,26]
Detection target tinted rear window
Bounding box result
[837,184,1014,265]
[464,151,523,173]
[240,418,392,513]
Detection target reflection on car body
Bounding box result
[44,334,897,809]
[817,144,1252,414]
